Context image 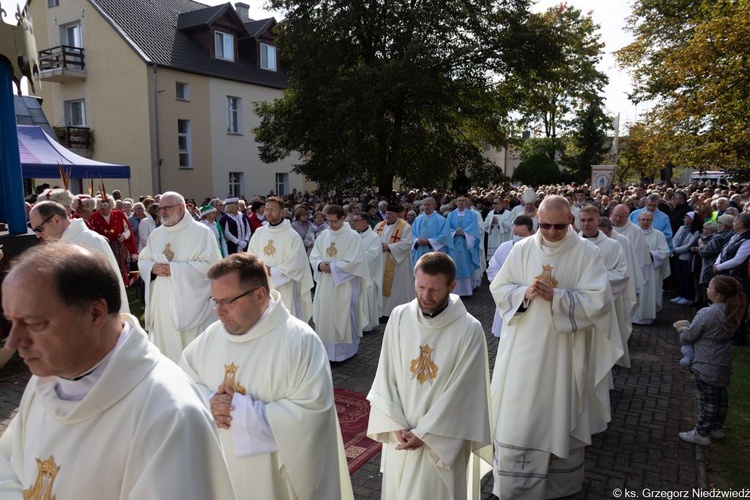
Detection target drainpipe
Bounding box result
[152,63,162,194]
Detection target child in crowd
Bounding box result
[676,275,747,445]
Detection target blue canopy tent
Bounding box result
[16,125,131,190]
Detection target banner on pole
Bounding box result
[591,165,616,192]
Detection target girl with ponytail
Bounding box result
[677,275,747,445]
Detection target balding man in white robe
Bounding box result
[579,206,632,368]
[138,191,221,361]
[490,196,622,499]
[632,211,671,325]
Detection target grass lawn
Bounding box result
[706,345,750,489]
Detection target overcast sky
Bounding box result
[5,0,644,126]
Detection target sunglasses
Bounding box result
[32,214,55,233]
[538,223,569,230]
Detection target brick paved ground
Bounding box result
[0,280,703,499]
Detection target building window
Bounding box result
[64,99,86,126]
[178,119,191,169]
[260,44,277,71]
[48,0,59,8]
[176,82,189,101]
[229,172,244,197]
[60,22,82,48]
[275,172,288,196]
[215,31,234,61]
[227,96,242,134]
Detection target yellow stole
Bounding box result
[376,218,406,297]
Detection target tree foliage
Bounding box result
[617,0,750,172]
[512,153,561,185]
[561,99,611,182]
[506,4,608,139]
[254,0,560,194]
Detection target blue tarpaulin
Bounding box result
[17,125,130,178]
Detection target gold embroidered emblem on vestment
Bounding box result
[163,243,175,262]
[326,242,338,258]
[263,239,276,257]
[534,264,558,287]
[23,456,59,500]
[410,344,438,385]
[223,362,246,395]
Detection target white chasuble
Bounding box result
[180,294,354,500]
[633,227,672,323]
[490,228,622,460]
[367,296,491,500]
[0,316,235,500]
[484,209,513,259]
[247,219,314,323]
[138,212,221,362]
[359,226,385,330]
[59,218,130,314]
[376,220,416,317]
[310,226,370,361]
[585,231,634,368]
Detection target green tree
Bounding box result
[617,0,750,171]
[562,100,611,182]
[512,153,561,185]
[254,0,559,194]
[507,3,608,139]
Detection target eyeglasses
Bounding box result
[208,286,262,309]
[158,204,180,212]
[32,215,56,233]
[538,223,569,230]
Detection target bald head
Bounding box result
[538,195,571,215]
[610,204,630,227]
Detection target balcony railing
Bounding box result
[38,46,86,82]
[54,126,93,152]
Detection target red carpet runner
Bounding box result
[334,388,382,474]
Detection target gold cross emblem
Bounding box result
[410,344,438,385]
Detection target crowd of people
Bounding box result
[2,176,749,499]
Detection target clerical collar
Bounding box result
[269,220,283,227]
[387,220,396,226]
[55,322,131,402]
[423,299,450,318]
[582,231,598,239]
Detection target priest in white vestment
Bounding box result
[579,206,633,368]
[1,245,235,500]
[353,214,385,331]
[446,196,481,296]
[485,197,514,260]
[485,214,534,338]
[310,205,370,361]
[247,197,314,322]
[490,196,622,499]
[509,188,540,231]
[410,197,452,268]
[368,252,491,499]
[138,192,221,362]
[376,205,416,317]
[471,203,487,288]
[632,211,672,325]
[29,201,130,314]
[180,253,353,500]
[599,217,639,368]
